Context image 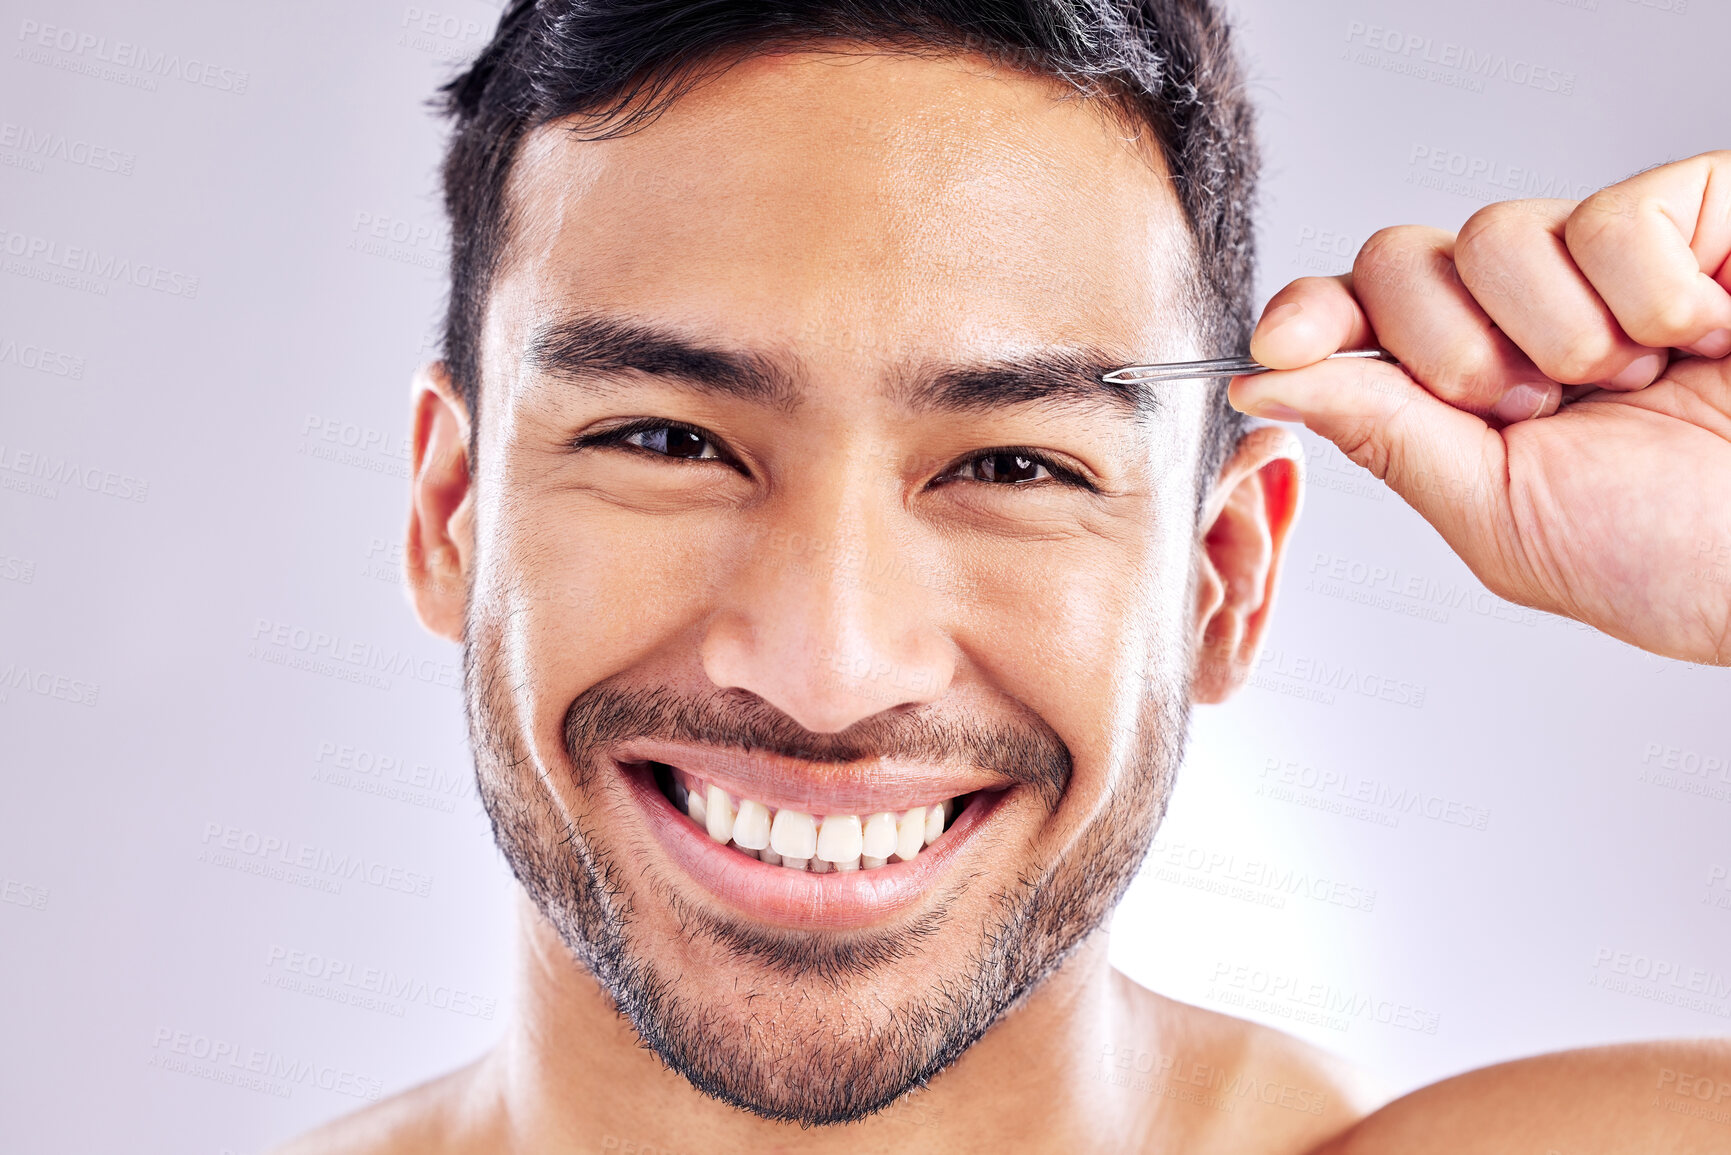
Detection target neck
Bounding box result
[479,891,1150,1153]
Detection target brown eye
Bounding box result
[968,452,1051,484]
[624,425,721,459]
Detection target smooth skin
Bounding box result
[275,47,1729,1155]
[1234,153,1731,666]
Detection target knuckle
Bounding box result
[1353,226,1426,288]
[1334,418,1392,483]
[1456,202,1527,256]
[1425,336,1506,402]
[1566,190,1639,247]
[1541,337,1620,385]
[1453,209,1533,302]
[1625,298,1701,347]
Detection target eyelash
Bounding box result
[934,447,1090,490]
[572,420,1093,490]
[574,419,739,464]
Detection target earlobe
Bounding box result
[404,362,474,643]
[1191,426,1303,704]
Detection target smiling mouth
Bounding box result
[649,761,975,874]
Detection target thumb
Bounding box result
[1228,358,1512,558]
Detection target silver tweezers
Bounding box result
[1099,348,1398,385]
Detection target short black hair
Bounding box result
[437,0,1257,485]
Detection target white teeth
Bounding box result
[671,774,964,872]
[769,809,818,860]
[732,799,772,851]
[705,784,735,844]
[896,809,926,861]
[816,814,864,864]
[861,812,899,859]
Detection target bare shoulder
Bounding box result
[1311,1039,1731,1155]
[267,1058,500,1155]
[1114,972,1388,1154]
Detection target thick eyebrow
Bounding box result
[909,350,1154,418]
[526,313,1154,418]
[526,314,800,409]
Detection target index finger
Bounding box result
[1248,275,1376,370]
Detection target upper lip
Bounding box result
[612,739,1008,814]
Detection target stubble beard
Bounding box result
[464,626,1191,1125]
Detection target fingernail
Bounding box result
[1608,351,1667,390]
[1691,328,1731,359]
[1492,383,1550,424]
[1262,301,1305,331]
[1244,400,1304,423]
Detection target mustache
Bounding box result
[563,684,1071,806]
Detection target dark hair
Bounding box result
[437,0,1257,487]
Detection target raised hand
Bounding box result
[1232,151,1731,666]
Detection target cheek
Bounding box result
[476,488,741,752]
[949,534,1188,784]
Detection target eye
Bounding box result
[940,448,1088,488]
[575,420,735,465]
[964,452,1051,484]
[624,425,719,459]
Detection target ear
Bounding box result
[1190,425,1304,704]
[404,362,474,643]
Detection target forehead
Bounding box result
[488,48,1202,387]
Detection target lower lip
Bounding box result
[618,760,1007,930]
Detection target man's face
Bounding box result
[446,48,1228,1123]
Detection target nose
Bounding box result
[698,488,955,734]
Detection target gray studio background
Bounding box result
[2,0,1726,1151]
